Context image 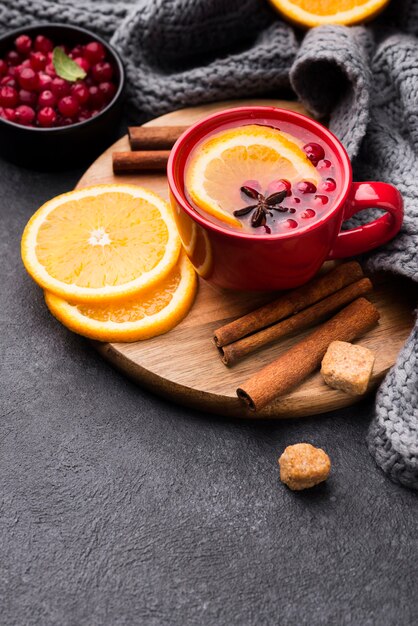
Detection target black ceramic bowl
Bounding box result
[0,23,125,169]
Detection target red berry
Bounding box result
[58,95,79,118]
[301,209,316,219]
[34,35,53,54]
[88,85,103,108]
[317,159,332,170]
[74,57,90,73]
[0,76,17,88]
[19,88,37,106]
[0,86,18,107]
[78,108,92,122]
[71,82,89,104]
[19,59,32,69]
[98,81,116,102]
[30,51,47,71]
[18,67,38,91]
[6,50,21,66]
[284,219,298,230]
[38,89,56,108]
[314,194,329,205]
[69,45,84,60]
[15,104,35,125]
[44,63,56,78]
[0,60,7,76]
[303,142,325,166]
[91,61,113,82]
[297,181,317,194]
[84,42,106,64]
[321,178,337,193]
[15,35,32,55]
[51,77,70,98]
[37,106,57,127]
[3,107,16,122]
[38,73,52,91]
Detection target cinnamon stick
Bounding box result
[128,125,189,150]
[113,150,170,173]
[237,297,380,411]
[214,261,364,348]
[220,277,373,366]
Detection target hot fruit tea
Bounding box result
[184,119,339,235]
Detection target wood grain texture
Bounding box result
[77,99,417,419]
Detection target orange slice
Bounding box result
[268,0,390,27]
[44,251,197,342]
[21,184,181,303]
[186,124,319,228]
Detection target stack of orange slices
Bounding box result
[21,184,197,342]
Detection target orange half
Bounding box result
[268,0,390,27]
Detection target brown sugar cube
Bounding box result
[321,340,375,395]
[278,443,331,491]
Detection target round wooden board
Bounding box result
[77,99,417,419]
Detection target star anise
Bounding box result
[233,186,289,228]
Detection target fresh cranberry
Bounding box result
[321,178,337,192]
[88,85,104,108]
[91,61,113,82]
[297,181,317,194]
[19,59,32,69]
[34,35,53,54]
[58,95,79,118]
[301,209,316,219]
[78,108,92,122]
[84,41,106,64]
[99,81,116,102]
[74,57,90,73]
[37,106,57,127]
[266,179,291,197]
[3,107,16,122]
[0,60,7,76]
[30,51,47,71]
[19,89,37,106]
[18,68,38,91]
[6,50,21,66]
[314,194,329,205]
[58,116,74,127]
[0,86,18,107]
[69,45,83,60]
[15,35,32,55]
[51,77,70,98]
[38,73,52,91]
[317,159,332,170]
[15,105,35,125]
[71,82,89,104]
[38,89,56,108]
[303,142,325,166]
[0,76,17,88]
[44,63,56,78]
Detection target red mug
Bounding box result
[167,106,403,291]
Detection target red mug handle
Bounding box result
[328,181,403,259]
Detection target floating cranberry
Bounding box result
[91,61,113,82]
[30,51,47,71]
[0,60,7,76]
[266,178,291,197]
[88,85,104,108]
[99,81,116,102]
[317,159,332,170]
[58,95,80,118]
[297,181,317,194]
[74,57,90,73]
[284,219,298,229]
[0,76,17,88]
[321,178,336,193]
[84,42,106,64]
[34,35,54,54]
[38,89,56,108]
[314,194,329,205]
[38,73,52,91]
[18,67,39,91]
[0,86,18,107]
[15,35,32,55]
[289,208,296,214]
[6,50,21,66]
[37,106,57,127]
[303,142,325,166]
[301,209,316,219]
[19,89,37,106]
[290,196,300,205]
[51,77,70,98]
[71,82,89,104]
[15,104,35,125]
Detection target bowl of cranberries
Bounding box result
[0,23,125,168]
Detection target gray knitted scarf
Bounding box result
[3,0,417,489]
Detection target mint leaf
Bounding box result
[52,47,87,82]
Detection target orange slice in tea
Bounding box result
[44,251,197,342]
[21,184,181,303]
[186,124,320,228]
[268,0,390,27]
